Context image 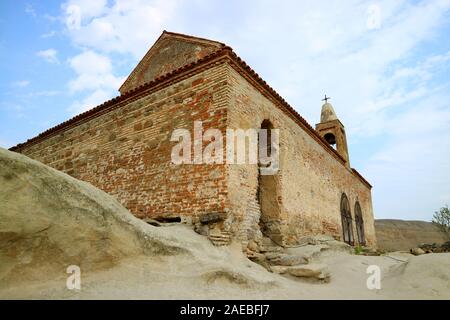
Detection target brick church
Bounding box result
[11,31,376,248]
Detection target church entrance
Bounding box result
[257,120,282,244]
[354,201,365,246]
[340,193,354,245]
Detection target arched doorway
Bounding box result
[340,193,354,245]
[354,201,365,246]
[257,120,282,243]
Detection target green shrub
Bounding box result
[354,245,363,255]
[432,205,450,236]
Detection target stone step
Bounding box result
[264,252,283,260]
[270,265,288,274]
[270,254,308,266]
[259,246,284,253]
[287,263,330,281]
[270,263,331,282]
[209,240,230,247]
[209,234,230,239]
[208,232,232,246]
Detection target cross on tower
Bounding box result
[322,94,331,103]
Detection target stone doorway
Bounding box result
[354,201,365,246]
[340,193,354,245]
[257,119,282,244]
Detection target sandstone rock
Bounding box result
[325,240,353,253]
[264,252,283,260]
[440,241,450,252]
[247,240,259,252]
[272,254,308,266]
[261,237,275,247]
[288,263,330,281]
[286,245,326,261]
[361,247,381,256]
[419,243,438,251]
[270,265,288,274]
[247,250,270,270]
[259,246,283,253]
[143,218,161,227]
[286,240,352,261]
[297,234,335,246]
[0,148,188,284]
[193,223,208,236]
[246,249,265,260]
[410,248,425,256]
[433,241,450,253]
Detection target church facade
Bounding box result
[11,31,376,249]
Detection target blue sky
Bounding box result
[1,0,449,221]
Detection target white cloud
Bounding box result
[63,0,108,24]
[41,30,57,38]
[36,49,59,63]
[69,72,123,93]
[69,50,112,76]
[68,50,124,93]
[68,89,112,115]
[12,80,30,88]
[26,90,61,97]
[62,0,180,58]
[25,3,37,17]
[67,51,124,114]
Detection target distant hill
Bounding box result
[375,219,449,251]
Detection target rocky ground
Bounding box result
[1,147,449,299]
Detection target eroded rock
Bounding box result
[288,263,330,281]
[410,248,425,256]
[271,254,308,266]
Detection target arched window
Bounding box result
[354,201,365,246]
[260,119,273,159]
[340,193,354,245]
[324,132,336,145]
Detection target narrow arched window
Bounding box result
[324,132,336,145]
[260,119,273,158]
[340,193,354,245]
[354,201,365,246]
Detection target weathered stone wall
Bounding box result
[19,63,231,222]
[225,65,376,247]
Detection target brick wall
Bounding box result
[225,64,376,247]
[20,63,231,222]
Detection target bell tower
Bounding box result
[315,95,350,167]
